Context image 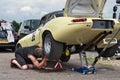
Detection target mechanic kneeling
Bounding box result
[10,45,47,70]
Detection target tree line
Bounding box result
[11,20,21,32]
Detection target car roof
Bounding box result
[43,10,63,17]
[23,19,41,21]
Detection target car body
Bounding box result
[16,0,120,61]
[0,20,18,51]
[18,19,41,39]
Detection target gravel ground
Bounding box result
[85,51,120,67]
[0,50,120,80]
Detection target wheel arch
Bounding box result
[15,43,22,50]
[42,30,66,48]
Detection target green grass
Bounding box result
[82,58,113,66]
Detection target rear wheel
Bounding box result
[60,53,71,62]
[96,45,117,57]
[43,33,63,60]
[60,49,71,62]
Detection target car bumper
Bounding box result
[0,43,16,48]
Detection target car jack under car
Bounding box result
[73,27,120,74]
[72,51,96,74]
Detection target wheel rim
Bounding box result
[44,35,51,55]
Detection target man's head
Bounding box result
[34,48,44,57]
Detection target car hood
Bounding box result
[64,0,106,17]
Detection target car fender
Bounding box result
[42,17,93,43]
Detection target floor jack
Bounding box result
[73,27,120,74]
[72,51,96,74]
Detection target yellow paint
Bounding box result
[65,49,70,56]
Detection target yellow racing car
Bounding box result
[16,0,120,62]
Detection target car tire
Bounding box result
[43,33,63,60]
[60,53,71,62]
[96,46,117,57]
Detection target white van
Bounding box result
[18,19,40,39]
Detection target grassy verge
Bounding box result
[86,58,114,66]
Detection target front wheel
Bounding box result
[60,49,71,62]
[43,33,63,60]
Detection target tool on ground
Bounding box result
[72,51,96,74]
[42,59,63,71]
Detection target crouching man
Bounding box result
[10,45,47,70]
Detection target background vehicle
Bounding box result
[0,20,18,51]
[18,19,40,39]
[16,0,120,62]
[113,40,120,59]
[109,1,120,60]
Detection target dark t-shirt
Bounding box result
[15,45,39,60]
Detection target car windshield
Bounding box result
[0,26,7,39]
[39,11,63,27]
[56,12,63,17]
[0,31,7,39]
[31,20,40,29]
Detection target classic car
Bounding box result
[16,0,120,62]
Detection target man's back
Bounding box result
[15,46,39,59]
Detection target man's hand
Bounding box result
[28,54,47,69]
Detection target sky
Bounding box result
[0,0,66,22]
[0,0,119,23]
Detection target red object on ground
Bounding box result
[44,59,63,71]
[54,59,63,69]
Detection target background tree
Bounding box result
[11,20,20,32]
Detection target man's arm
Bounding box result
[28,54,47,69]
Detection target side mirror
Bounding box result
[116,0,120,4]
